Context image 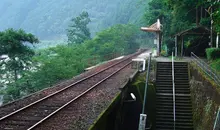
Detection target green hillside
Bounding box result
[0,0,147,40]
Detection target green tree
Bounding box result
[0,28,39,83]
[67,11,91,44]
[1,24,144,103]
[144,0,220,54]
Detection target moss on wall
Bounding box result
[131,71,156,129]
[89,93,121,130]
[88,61,156,130]
[190,63,220,130]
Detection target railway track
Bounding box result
[0,50,145,130]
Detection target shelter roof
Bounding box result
[141,21,161,32]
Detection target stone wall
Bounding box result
[189,64,220,130]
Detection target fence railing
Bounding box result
[172,52,176,130]
[191,52,220,85]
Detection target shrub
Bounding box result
[206,48,220,60]
[210,59,220,72]
[160,50,167,56]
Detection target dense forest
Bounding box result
[144,0,220,72]
[144,0,220,54]
[0,5,151,103]
[0,0,220,104]
[0,0,146,40]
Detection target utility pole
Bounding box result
[210,6,213,47]
[217,33,219,48]
[206,3,214,47]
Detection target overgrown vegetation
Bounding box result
[0,0,148,40]
[0,0,154,104]
[206,48,220,60]
[0,22,146,103]
[67,11,91,44]
[205,48,220,74]
[210,59,220,73]
[190,64,219,130]
[0,29,39,93]
[144,0,220,54]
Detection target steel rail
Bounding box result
[27,60,133,130]
[0,50,143,122]
[172,52,176,130]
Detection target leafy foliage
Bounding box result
[0,29,39,82]
[67,11,91,44]
[210,59,220,73]
[2,24,146,103]
[0,0,146,40]
[206,48,220,60]
[144,0,220,55]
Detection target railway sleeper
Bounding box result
[1,120,34,126]
[0,124,27,130]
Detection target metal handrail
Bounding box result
[138,53,152,130]
[172,52,176,130]
[191,52,220,85]
[142,53,152,114]
[213,107,220,130]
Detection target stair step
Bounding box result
[156,91,191,94]
[156,105,192,110]
[156,101,192,106]
[156,120,193,125]
[156,109,193,114]
[156,111,193,116]
[156,93,191,96]
[157,65,188,67]
[157,62,188,64]
[156,86,190,89]
[156,84,190,87]
[156,77,189,80]
[156,81,189,83]
[156,125,193,130]
[156,117,193,123]
[155,63,193,129]
[156,80,189,83]
[156,97,191,101]
[156,89,190,91]
[156,100,191,104]
[157,68,188,71]
[156,113,193,118]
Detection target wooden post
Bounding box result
[201,6,203,19]
[196,7,199,26]
[156,32,160,56]
[181,36,184,57]
[159,32,162,55]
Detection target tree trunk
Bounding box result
[196,7,199,26]
[14,69,18,82]
[201,6,203,19]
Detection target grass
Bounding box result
[210,59,220,75]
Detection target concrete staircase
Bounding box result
[155,62,193,130]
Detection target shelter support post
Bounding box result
[156,32,160,56]
[181,36,184,57]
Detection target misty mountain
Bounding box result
[0,0,146,40]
